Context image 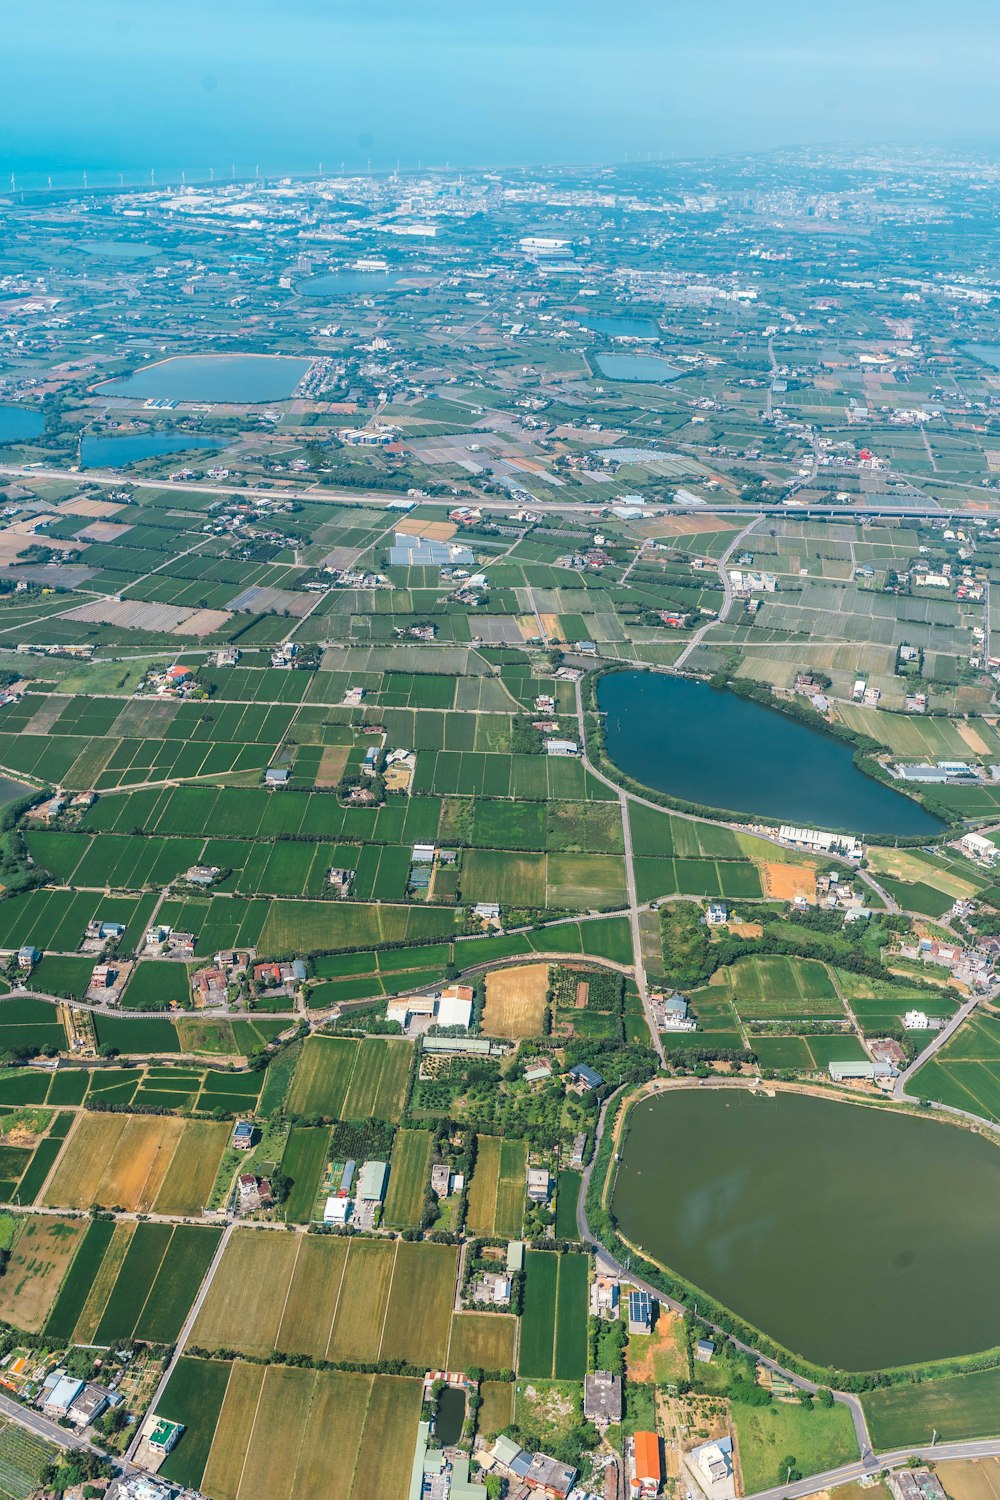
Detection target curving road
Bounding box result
[575,1084,875,1466]
[575,1082,1000,1496]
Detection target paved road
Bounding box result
[5,463,1000,520]
[572,679,662,1063]
[576,1083,874,1464]
[750,1438,1000,1500]
[892,989,988,1100]
[126,1222,234,1464]
[0,1388,107,1456]
[674,515,761,672]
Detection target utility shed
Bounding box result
[358,1160,389,1202]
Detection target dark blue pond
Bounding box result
[598,671,944,836]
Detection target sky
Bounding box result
[4,0,1000,182]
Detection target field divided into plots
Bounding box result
[26,1217,222,1345]
[190,1232,459,1370]
[466,1136,527,1237]
[286,1036,412,1121]
[518,1250,588,1380]
[907,1011,1000,1123]
[157,1359,423,1500]
[41,1114,230,1214]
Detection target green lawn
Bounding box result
[731,1398,858,1493]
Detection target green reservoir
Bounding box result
[612,1088,1000,1370]
[598,671,943,836]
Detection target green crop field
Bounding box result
[281,1127,330,1223]
[43,1217,116,1341]
[287,1035,412,1120]
[93,1222,222,1344]
[555,1169,582,1240]
[906,1011,1000,1122]
[383,1129,432,1229]
[862,1366,1000,1448]
[518,1250,559,1377]
[156,1357,234,1492]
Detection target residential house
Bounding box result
[526,1167,551,1204]
[631,1432,662,1498]
[628,1289,653,1334]
[232,1120,255,1151]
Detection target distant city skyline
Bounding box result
[4,0,1000,182]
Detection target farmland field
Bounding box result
[518,1249,586,1379]
[466,1136,527,1237]
[383,1128,433,1229]
[862,1366,1000,1448]
[906,1011,1000,1122]
[448,1312,517,1374]
[482,964,549,1038]
[281,1126,330,1223]
[193,1231,456,1366]
[188,1365,423,1500]
[42,1114,228,1213]
[0,1215,87,1332]
[287,1035,412,1120]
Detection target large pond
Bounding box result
[299,271,405,297]
[81,434,227,469]
[594,352,683,382]
[598,671,943,836]
[0,406,44,445]
[613,1088,1000,1370]
[583,316,661,339]
[960,343,1000,371]
[96,354,312,404]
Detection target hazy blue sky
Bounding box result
[4,0,1000,179]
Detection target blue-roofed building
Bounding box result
[568,1063,603,1091]
[233,1120,255,1151]
[388,534,475,567]
[628,1288,653,1334]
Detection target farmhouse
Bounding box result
[232,1120,255,1151]
[526,1167,552,1203]
[829,1060,897,1084]
[192,966,227,1003]
[961,832,999,865]
[567,1063,603,1092]
[324,1195,352,1224]
[628,1289,653,1334]
[148,1417,184,1455]
[631,1432,662,1498]
[590,1274,619,1319]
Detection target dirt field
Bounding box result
[517,616,539,640]
[539,614,564,643]
[936,1459,1000,1500]
[957,722,991,756]
[393,517,457,541]
[727,922,764,938]
[482,963,550,1038]
[634,514,734,537]
[0,1215,87,1332]
[43,1114,196,1213]
[315,746,350,788]
[626,1307,689,1385]
[761,862,818,902]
